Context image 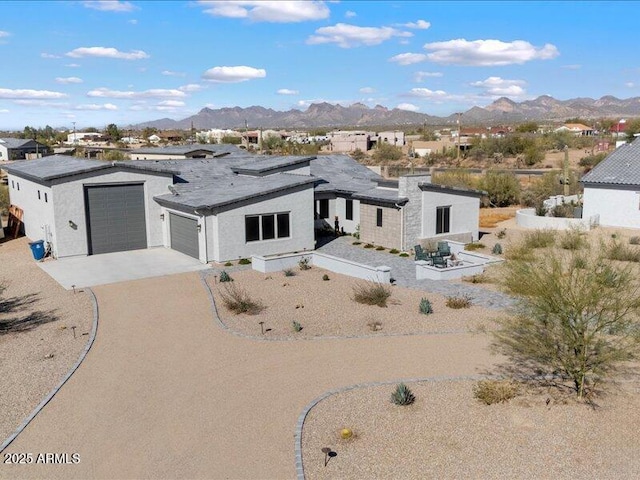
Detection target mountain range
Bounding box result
[135,95,640,130]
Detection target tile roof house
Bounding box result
[0,138,50,161]
[581,138,640,228]
[5,152,483,262]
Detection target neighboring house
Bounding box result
[130,144,241,160]
[582,138,640,229]
[377,131,405,147]
[6,152,482,263]
[147,134,161,143]
[327,131,376,152]
[67,132,104,144]
[0,138,50,161]
[555,123,594,136]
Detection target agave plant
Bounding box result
[419,298,433,315]
[391,383,415,406]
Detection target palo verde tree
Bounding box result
[494,241,640,398]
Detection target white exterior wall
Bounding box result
[214,186,315,262]
[0,144,8,161]
[516,208,598,230]
[6,174,56,248]
[582,185,640,229]
[51,171,172,258]
[421,191,480,241]
[333,196,360,234]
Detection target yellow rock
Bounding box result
[340,428,353,439]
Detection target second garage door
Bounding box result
[169,213,199,259]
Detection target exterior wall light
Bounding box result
[160,213,165,220]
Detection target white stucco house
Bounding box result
[5,150,483,263]
[582,138,640,229]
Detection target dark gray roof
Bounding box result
[419,182,486,198]
[581,139,640,186]
[352,187,408,205]
[132,144,241,157]
[231,155,313,175]
[4,155,178,183]
[310,155,383,194]
[0,138,40,149]
[154,173,315,212]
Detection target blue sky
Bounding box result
[0,0,638,129]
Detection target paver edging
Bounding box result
[294,374,485,480]
[0,288,99,453]
[198,271,493,342]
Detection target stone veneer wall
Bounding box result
[399,174,431,251]
[359,203,401,250]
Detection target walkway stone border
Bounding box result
[0,288,99,453]
[199,271,492,342]
[294,374,484,480]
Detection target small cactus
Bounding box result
[322,274,330,281]
[292,320,303,332]
[419,298,433,315]
[391,383,415,406]
[219,270,233,282]
[283,268,296,277]
[492,243,503,255]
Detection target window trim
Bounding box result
[245,212,291,243]
[436,205,451,234]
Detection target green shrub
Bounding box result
[605,240,640,263]
[375,246,385,251]
[352,241,362,246]
[572,257,587,269]
[389,248,399,254]
[419,298,433,315]
[399,252,409,257]
[465,242,485,251]
[322,274,330,281]
[298,257,312,270]
[630,236,640,245]
[238,258,252,265]
[283,269,296,277]
[477,170,521,207]
[463,273,490,284]
[391,383,415,406]
[492,243,503,255]
[224,261,233,267]
[220,283,264,315]
[219,271,233,282]
[352,281,392,307]
[496,228,507,239]
[446,295,472,309]
[559,228,586,250]
[523,229,555,249]
[551,203,575,218]
[473,379,519,405]
[578,152,607,168]
[364,244,374,249]
[292,320,303,332]
[0,184,9,215]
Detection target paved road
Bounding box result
[0,272,495,480]
[318,236,515,310]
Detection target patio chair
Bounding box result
[414,245,430,261]
[437,241,451,256]
[432,254,447,268]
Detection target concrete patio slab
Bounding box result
[37,247,209,289]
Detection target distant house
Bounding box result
[130,144,241,160]
[555,123,594,136]
[328,131,376,152]
[159,130,187,143]
[582,138,640,228]
[0,138,49,161]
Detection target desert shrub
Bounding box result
[283,269,296,277]
[523,229,555,249]
[399,252,409,257]
[432,169,477,190]
[375,246,385,251]
[523,145,544,166]
[446,295,472,309]
[496,228,507,239]
[391,383,416,406]
[464,273,491,284]
[551,203,576,218]
[477,170,521,207]
[0,184,9,215]
[572,256,587,269]
[367,320,383,332]
[220,283,264,315]
[322,274,330,281]
[492,243,503,255]
[352,281,392,307]
[419,298,433,315]
[224,261,233,267]
[219,271,233,282]
[389,248,399,254]
[465,242,485,251]
[473,379,520,405]
[238,258,252,265]
[364,244,374,249]
[352,241,362,245]
[292,320,303,332]
[605,240,640,263]
[578,152,607,168]
[559,228,587,250]
[630,236,640,245]
[534,203,548,217]
[298,257,312,270]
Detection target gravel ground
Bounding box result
[0,237,93,443]
[302,379,640,480]
[207,268,500,339]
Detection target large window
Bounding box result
[318,199,329,219]
[245,213,290,242]
[376,208,383,227]
[346,199,353,220]
[436,206,451,234]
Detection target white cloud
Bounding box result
[75,103,118,110]
[307,23,412,48]
[0,31,10,38]
[424,38,559,66]
[0,109,9,113]
[0,88,67,99]
[162,70,186,77]
[345,10,356,18]
[277,88,299,95]
[414,71,443,82]
[399,19,430,30]
[83,1,137,12]
[396,103,419,112]
[626,82,635,88]
[202,65,266,83]
[179,83,203,92]
[471,76,527,97]
[389,52,427,65]
[65,63,81,68]
[128,19,138,24]
[408,88,449,99]
[157,100,185,107]
[12,100,69,107]
[56,76,84,84]
[197,1,329,23]
[87,87,186,99]
[359,87,375,94]
[41,53,61,59]
[66,46,149,60]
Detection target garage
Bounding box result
[85,184,147,255]
[169,213,199,259]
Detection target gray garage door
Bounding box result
[85,184,147,255]
[169,213,199,259]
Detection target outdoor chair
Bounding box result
[437,241,451,256]
[432,255,447,268]
[414,245,430,261]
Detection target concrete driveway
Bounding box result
[37,247,209,289]
[0,272,494,479]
